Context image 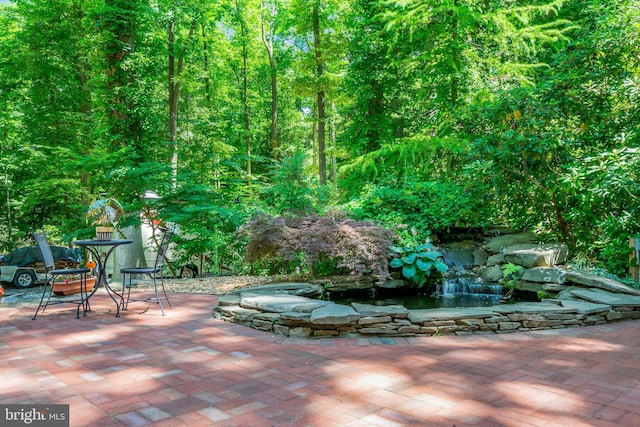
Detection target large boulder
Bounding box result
[502,243,568,268]
[521,267,567,284]
[441,247,475,268]
[514,280,567,294]
[440,241,477,268]
[484,232,537,253]
[481,265,503,282]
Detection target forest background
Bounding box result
[1,0,639,279]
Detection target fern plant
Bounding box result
[389,241,448,288]
[500,262,523,300]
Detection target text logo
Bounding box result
[0,405,69,427]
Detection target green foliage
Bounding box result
[537,291,552,300]
[346,179,490,245]
[389,242,448,288]
[261,153,318,215]
[501,263,523,299]
[160,177,250,275]
[1,0,639,281]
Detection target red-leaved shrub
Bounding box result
[239,212,397,279]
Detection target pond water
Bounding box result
[323,283,537,310]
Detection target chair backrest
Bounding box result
[154,229,175,270]
[32,232,55,272]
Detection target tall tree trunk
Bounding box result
[103,0,138,148]
[242,31,251,182]
[330,102,337,184]
[312,4,326,185]
[2,132,12,245]
[261,0,279,160]
[168,21,178,187]
[311,101,317,166]
[234,0,252,183]
[168,17,197,187]
[201,23,211,104]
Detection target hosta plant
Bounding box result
[389,242,448,287]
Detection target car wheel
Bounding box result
[14,270,36,288]
[180,266,196,279]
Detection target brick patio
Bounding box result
[2,292,640,426]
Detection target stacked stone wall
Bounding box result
[213,295,640,338]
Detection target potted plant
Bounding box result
[86,197,124,240]
[52,259,97,296]
[52,274,97,296]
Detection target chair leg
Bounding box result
[160,276,172,309]
[79,274,90,318]
[116,273,128,317]
[153,273,166,316]
[124,274,133,311]
[32,280,52,320]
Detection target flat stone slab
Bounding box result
[564,271,640,296]
[570,288,640,307]
[240,294,331,313]
[351,302,409,317]
[280,311,312,322]
[310,304,360,325]
[490,302,577,314]
[218,295,240,306]
[558,300,611,314]
[215,305,261,316]
[236,282,324,297]
[408,308,494,323]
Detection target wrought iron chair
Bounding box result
[119,228,174,316]
[32,232,92,320]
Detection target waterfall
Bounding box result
[437,277,504,298]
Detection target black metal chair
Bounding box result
[119,228,174,316]
[32,232,92,320]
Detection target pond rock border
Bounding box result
[214,232,640,338]
[213,282,640,338]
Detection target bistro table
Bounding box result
[72,239,132,317]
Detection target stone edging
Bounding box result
[213,288,640,338]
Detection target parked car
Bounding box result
[0,245,83,288]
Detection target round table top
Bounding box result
[73,239,133,247]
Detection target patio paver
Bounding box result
[2,292,640,426]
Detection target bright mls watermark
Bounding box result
[0,405,69,427]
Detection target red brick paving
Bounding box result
[2,293,640,426]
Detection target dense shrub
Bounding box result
[346,180,490,245]
[238,212,397,278]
